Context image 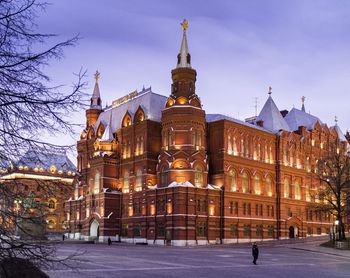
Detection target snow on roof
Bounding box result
[206,114,274,134]
[330,125,347,142]
[206,184,222,190]
[94,88,167,132]
[15,150,76,172]
[284,108,321,131]
[168,181,194,188]
[256,96,290,133]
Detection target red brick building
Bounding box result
[0,150,75,234]
[65,21,348,245]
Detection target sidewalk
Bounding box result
[287,242,350,258]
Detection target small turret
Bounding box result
[86,70,103,127]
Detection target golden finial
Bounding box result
[335,115,338,124]
[94,70,100,82]
[301,96,305,104]
[268,86,272,95]
[181,19,189,31]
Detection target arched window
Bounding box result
[48,200,55,209]
[94,172,100,194]
[254,175,261,195]
[134,107,145,124]
[306,157,311,172]
[266,177,273,197]
[194,166,203,187]
[269,146,273,163]
[229,170,236,192]
[284,178,290,198]
[289,148,294,167]
[228,135,232,154]
[283,144,287,165]
[123,172,129,193]
[197,131,202,147]
[305,184,311,202]
[240,138,244,156]
[257,143,262,161]
[245,138,250,158]
[242,173,249,193]
[233,136,237,155]
[295,180,301,200]
[135,170,142,192]
[122,112,132,127]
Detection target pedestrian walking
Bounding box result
[62,234,65,241]
[108,237,112,246]
[252,242,259,265]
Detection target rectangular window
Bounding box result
[230,224,238,237]
[255,204,259,216]
[268,225,274,238]
[256,225,263,237]
[243,225,251,237]
[317,227,322,235]
[271,206,274,217]
[133,224,141,237]
[157,223,165,237]
[229,201,233,214]
[243,203,246,215]
[260,204,263,216]
[307,227,312,235]
[267,205,270,217]
[197,223,207,237]
[121,224,128,237]
[247,203,251,215]
[235,202,239,215]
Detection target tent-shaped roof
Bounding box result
[256,96,290,133]
[284,108,321,131]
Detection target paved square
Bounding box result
[46,242,350,278]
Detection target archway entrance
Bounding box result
[90,219,99,238]
[289,226,295,238]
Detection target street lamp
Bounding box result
[334,220,339,241]
[14,199,22,236]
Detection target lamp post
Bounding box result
[14,199,22,236]
[334,220,339,241]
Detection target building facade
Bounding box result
[65,21,349,245]
[0,151,75,235]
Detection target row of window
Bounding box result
[226,135,274,164]
[163,129,203,148]
[123,170,143,193]
[227,201,275,217]
[227,170,273,196]
[121,136,144,159]
[230,224,275,238]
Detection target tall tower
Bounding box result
[86,71,103,127]
[158,20,208,188]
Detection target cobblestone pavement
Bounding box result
[45,240,350,278]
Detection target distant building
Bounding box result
[0,150,76,234]
[65,21,348,245]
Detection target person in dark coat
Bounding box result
[108,237,112,246]
[62,234,65,241]
[252,242,259,265]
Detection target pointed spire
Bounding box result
[335,115,338,125]
[90,70,102,110]
[301,96,306,112]
[176,19,191,68]
[100,114,114,142]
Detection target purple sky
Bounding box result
[38,0,350,152]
